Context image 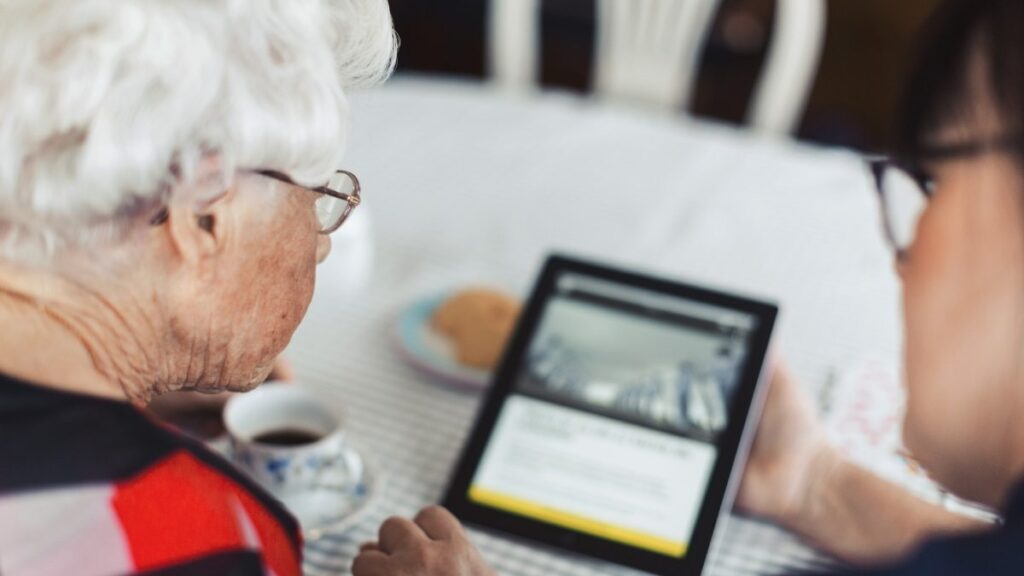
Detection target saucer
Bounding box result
[208,439,381,540]
[280,455,382,541]
[395,293,491,391]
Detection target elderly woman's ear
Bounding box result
[161,157,235,267]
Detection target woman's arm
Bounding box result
[738,365,987,566]
[785,446,984,565]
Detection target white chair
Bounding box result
[487,0,827,137]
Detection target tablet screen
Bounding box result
[465,271,760,558]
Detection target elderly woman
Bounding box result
[0,0,394,574]
[351,0,1024,574]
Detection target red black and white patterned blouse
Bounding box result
[0,373,302,575]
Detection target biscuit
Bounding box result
[431,288,521,370]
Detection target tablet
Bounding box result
[442,255,778,576]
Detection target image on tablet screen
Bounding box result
[468,272,758,558]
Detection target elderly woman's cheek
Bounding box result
[317,235,332,263]
[274,247,317,335]
[242,233,318,369]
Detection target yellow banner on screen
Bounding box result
[468,486,687,557]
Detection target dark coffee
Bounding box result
[253,428,323,446]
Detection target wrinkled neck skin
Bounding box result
[0,257,168,405]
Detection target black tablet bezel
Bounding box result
[442,254,778,576]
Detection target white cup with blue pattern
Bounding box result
[224,383,363,502]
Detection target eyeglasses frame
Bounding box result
[254,169,362,235]
[867,136,1024,260]
[148,169,362,234]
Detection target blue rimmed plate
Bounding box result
[395,293,492,391]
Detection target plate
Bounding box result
[395,293,491,390]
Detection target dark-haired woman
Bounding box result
[351,0,1024,574]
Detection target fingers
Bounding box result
[414,505,464,541]
[359,541,381,553]
[351,549,390,576]
[266,356,296,382]
[378,515,428,554]
[147,390,232,414]
[362,509,492,576]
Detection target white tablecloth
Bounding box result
[286,75,903,575]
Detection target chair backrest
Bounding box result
[487,0,827,137]
[593,0,721,110]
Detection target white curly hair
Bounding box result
[0,0,396,264]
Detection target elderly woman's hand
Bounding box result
[353,507,496,576]
[147,356,295,435]
[736,362,837,526]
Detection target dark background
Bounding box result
[388,0,939,151]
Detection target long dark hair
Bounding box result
[898,0,1024,160]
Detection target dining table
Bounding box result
[285,74,906,576]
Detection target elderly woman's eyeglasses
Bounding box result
[867,136,1023,260]
[149,169,361,234]
[255,169,361,234]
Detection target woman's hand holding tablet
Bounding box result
[734,363,832,525]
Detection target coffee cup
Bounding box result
[224,382,363,499]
